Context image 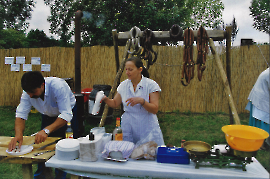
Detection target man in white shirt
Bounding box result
[9,71,77,179]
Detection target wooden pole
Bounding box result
[112,29,120,73]
[209,38,241,125]
[74,10,83,94]
[112,29,124,114]
[116,29,226,46]
[99,41,130,127]
[226,26,234,124]
[22,164,33,179]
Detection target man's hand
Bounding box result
[9,117,26,151]
[8,135,23,151]
[34,130,48,144]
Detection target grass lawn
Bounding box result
[0,106,269,179]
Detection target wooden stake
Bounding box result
[209,38,241,125]
[226,26,234,124]
[99,41,130,127]
[112,29,120,73]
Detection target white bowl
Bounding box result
[55,139,79,160]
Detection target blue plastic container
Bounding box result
[156,147,190,164]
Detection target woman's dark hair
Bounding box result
[126,56,150,78]
[21,71,45,93]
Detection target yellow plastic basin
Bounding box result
[222,125,269,152]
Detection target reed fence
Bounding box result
[0,44,269,114]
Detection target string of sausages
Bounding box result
[140,28,157,70]
[126,25,209,86]
[196,26,209,81]
[181,28,195,86]
[181,26,209,86]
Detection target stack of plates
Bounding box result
[55,139,79,160]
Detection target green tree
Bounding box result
[26,29,61,48]
[0,28,27,49]
[44,0,76,47]
[191,0,224,29]
[249,0,270,34]
[44,0,224,46]
[0,0,35,31]
[231,16,239,45]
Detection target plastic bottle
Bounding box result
[89,132,98,162]
[113,117,123,141]
[89,131,95,141]
[65,122,73,138]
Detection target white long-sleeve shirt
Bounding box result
[16,77,76,122]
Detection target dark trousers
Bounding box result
[34,104,78,179]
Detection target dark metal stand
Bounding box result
[190,149,253,171]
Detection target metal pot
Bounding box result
[222,125,269,152]
[183,141,211,155]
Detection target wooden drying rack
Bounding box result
[99,26,241,127]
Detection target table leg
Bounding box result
[22,164,33,179]
[44,166,54,179]
[70,174,80,179]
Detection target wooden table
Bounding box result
[0,136,60,179]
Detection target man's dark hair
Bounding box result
[21,71,45,93]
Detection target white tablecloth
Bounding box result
[46,155,269,179]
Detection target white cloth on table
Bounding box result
[45,154,270,179]
[16,77,76,122]
[101,141,135,159]
[117,75,165,147]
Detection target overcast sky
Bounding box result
[26,0,269,46]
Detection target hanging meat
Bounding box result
[181,28,195,86]
[196,26,209,81]
[140,28,158,70]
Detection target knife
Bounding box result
[36,138,62,150]
[33,150,55,156]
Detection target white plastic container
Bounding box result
[79,133,104,162]
[55,139,79,161]
[91,91,105,115]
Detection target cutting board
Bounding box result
[0,136,60,150]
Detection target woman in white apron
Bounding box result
[245,68,270,149]
[103,56,164,147]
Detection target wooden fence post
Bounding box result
[209,38,241,125]
[226,26,234,124]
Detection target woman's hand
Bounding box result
[101,96,108,103]
[126,92,159,114]
[126,97,144,106]
[102,93,122,108]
